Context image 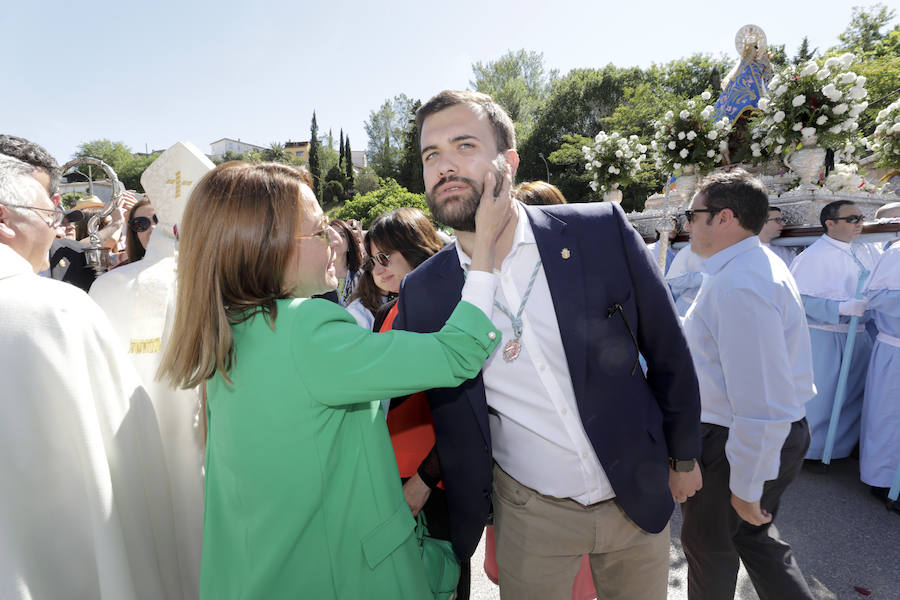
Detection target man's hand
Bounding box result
[403,473,432,517]
[669,461,702,503]
[730,493,772,526]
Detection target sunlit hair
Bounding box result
[126,198,151,263]
[329,218,362,273]
[351,207,444,314]
[417,89,516,152]
[159,161,312,388]
[515,181,567,205]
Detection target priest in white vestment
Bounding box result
[860,241,900,501]
[90,142,212,600]
[789,200,882,460]
[0,154,180,599]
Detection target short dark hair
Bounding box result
[416,90,516,153]
[0,135,61,195]
[819,200,856,229]
[694,169,769,234]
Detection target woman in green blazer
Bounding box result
[159,161,512,599]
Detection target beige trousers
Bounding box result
[493,464,669,600]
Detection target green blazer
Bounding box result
[201,298,500,599]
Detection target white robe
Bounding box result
[90,233,204,599]
[0,244,180,600]
[790,235,883,459]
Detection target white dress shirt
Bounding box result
[455,204,614,505]
[683,237,816,502]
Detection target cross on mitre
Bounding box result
[141,141,214,239]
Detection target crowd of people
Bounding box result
[0,89,897,600]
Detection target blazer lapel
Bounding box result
[526,206,588,407]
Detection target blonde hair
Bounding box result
[158,161,312,388]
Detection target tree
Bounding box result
[338,130,344,168]
[344,136,354,190]
[364,94,415,179]
[308,112,321,201]
[396,99,424,193]
[333,178,429,228]
[837,3,897,54]
[471,49,557,141]
[73,140,157,192]
[264,142,289,163]
[791,37,817,65]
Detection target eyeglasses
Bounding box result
[1,201,65,228]
[363,252,392,271]
[297,215,332,242]
[767,217,786,225]
[683,208,722,223]
[128,214,158,233]
[831,214,864,224]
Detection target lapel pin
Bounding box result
[59,258,68,268]
[561,248,571,260]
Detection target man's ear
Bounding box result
[0,206,17,242]
[504,149,520,179]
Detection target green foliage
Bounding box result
[769,44,788,70]
[649,53,734,100]
[837,3,897,54]
[309,112,321,200]
[365,94,415,179]
[792,37,818,65]
[471,49,557,141]
[333,178,429,228]
[323,180,344,208]
[353,168,380,195]
[60,192,87,210]
[396,99,424,193]
[73,140,159,192]
[344,136,354,189]
[264,142,289,163]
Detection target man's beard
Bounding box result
[426,175,481,232]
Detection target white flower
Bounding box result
[839,72,856,85]
[679,148,689,159]
[707,130,718,139]
[839,53,855,68]
[751,143,761,152]
[700,106,714,119]
[833,103,849,115]
[825,57,841,69]
[758,97,771,111]
[589,181,598,192]
[707,149,716,158]
[816,115,828,125]
[774,145,783,153]
[829,125,841,134]
[822,83,841,102]
[719,140,729,152]
[636,144,647,153]
[673,162,681,170]
[608,166,616,174]
[792,94,806,107]
[893,123,900,134]
[664,110,674,120]
[686,131,697,140]
[801,126,816,139]
[687,100,696,108]
[678,131,686,140]
[816,69,831,81]
[848,87,867,100]
[793,123,804,131]
[615,149,624,158]
[776,136,785,144]
[752,149,762,157]
[775,84,788,96]
[773,110,785,123]
[701,91,712,101]
[856,75,867,87]
[848,102,867,117]
[668,141,676,150]
[800,61,818,77]
[679,110,690,119]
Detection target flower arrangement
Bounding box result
[823,163,878,195]
[749,53,868,159]
[867,98,900,170]
[650,91,731,174]
[581,131,647,193]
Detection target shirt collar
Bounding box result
[703,235,761,276]
[822,234,851,250]
[454,201,533,270]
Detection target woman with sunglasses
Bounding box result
[123,198,157,264]
[158,161,511,599]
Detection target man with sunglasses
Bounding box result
[680,170,816,600]
[0,153,181,599]
[789,200,883,461]
[758,206,799,266]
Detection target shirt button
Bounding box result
[488,331,496,340]
[561,407,568,415]
[582,452,588,459]
[538,364,546,371]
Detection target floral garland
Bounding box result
[749,53,867,160]
[650,91,731,174]
[581,132,647,193]
[867,98,900,170]
[823,163,878,194]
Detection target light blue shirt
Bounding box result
[683,236,816,501]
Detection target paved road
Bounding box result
[470,457,899,599]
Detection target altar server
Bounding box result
[789,200,882,459]
[90,142,212,599]
[860,241,900,508]
[0,154,179,599]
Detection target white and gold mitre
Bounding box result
[141,141,214,238]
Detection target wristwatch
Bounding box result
[669,458,696,472]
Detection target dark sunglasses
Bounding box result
[683,208,722,223]
[767,217,786,225]
[831,214,864,224]
[363,252,392,271]
[129,214,158,233]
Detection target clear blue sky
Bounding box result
[1,0,864,164]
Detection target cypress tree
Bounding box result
[344,136,354,189]
[309,112,321,201]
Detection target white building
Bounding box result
[209,138,267,159]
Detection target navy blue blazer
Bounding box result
[395,202,701,561]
